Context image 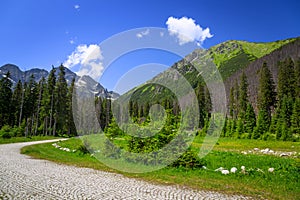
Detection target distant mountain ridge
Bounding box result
[0,64,119,99]
[120,36,300,110]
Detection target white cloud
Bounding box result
[74,4,80,10]
[136,29,150,38]
[64,44,104,80]
[166,16,213,45]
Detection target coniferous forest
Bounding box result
[0,65,78,138]
[0,49,299,144]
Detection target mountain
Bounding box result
[120,37,300,110]
[0,64,119,99]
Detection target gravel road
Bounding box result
[0,140,250,199]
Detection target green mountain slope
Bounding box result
[210,38,296,78]
[119,37,298,105]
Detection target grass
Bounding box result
[0,135,62,144]
[21,136,300,199]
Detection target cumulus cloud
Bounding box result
[74,4,80,10]
[64,44,104,80]
[166,16,213,45]
[136,29,150,38]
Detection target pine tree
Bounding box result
[244,102,256,135]
[0,72,13,128]
[40,67,56,135]
[291,98,300,135]
[295,60,300,98]
[235,118,244,138]
[229,86,235,119]
[238,72,248,120]
[66,78,77,136]
[23,75,38,136]
[11,80,23,126]
[257,62,276,129]
[54,65,68,135]
[277,58,295,102]
[252,109,269,139]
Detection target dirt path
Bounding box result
[0,140,250,199]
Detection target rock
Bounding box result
[221,170,230,175]
[214,167,224,172]
[230,167,237,173]
[280,153,289,157]
[268,168,274,173]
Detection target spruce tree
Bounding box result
[277,58,295,102]
[295,60,300,98]
[252,109,269,139]
[238,72,248,120]
[11,80,23,126]
[66,78,77,136]
[229,86,235,119]
[256,62,276,134]
[291,98,300,136]
[244,102,256,135]
[0,72,13,128]
[54,65,68,135]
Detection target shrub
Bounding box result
[0,125,13,139]
[170,148,206,169]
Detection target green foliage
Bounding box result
[253,109,269,139]
[257,62,276,116]
[170,148,206,169]
[291,98,300,135]
[277,58,295,101]
[244,103,256,134]
[0,125,13,138]
[0,72,13,127]
[238,72,248,120]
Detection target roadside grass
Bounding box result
[21,137,300,200]
[0,136,62,144]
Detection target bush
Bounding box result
[170,148,206,169]
[0,125,13,139]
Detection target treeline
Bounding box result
[114,57,300,142]
[0,65,77,138]
[223,58,300,141]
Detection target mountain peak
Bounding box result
[0,64,119,99]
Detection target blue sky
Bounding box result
[1,0,300,92]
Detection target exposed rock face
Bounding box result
[0,64,119,99]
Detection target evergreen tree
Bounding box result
[291,98,300,136]
[295,60,300,98]
[11,80,23,126]
[277,58,295,102]
[252,109,269,139]
[0,72,13,128]
[235,118,244,138]
[40,67,56,135]
[54,65,68,135]
[229,86,235,119]
[244,102,256,135]
[66,78,77,136]
[238,72,248,120]
[33,77,46,135]
[23,75,38,136]
[257,62,276,129]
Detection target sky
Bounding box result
[1,0,300,93]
